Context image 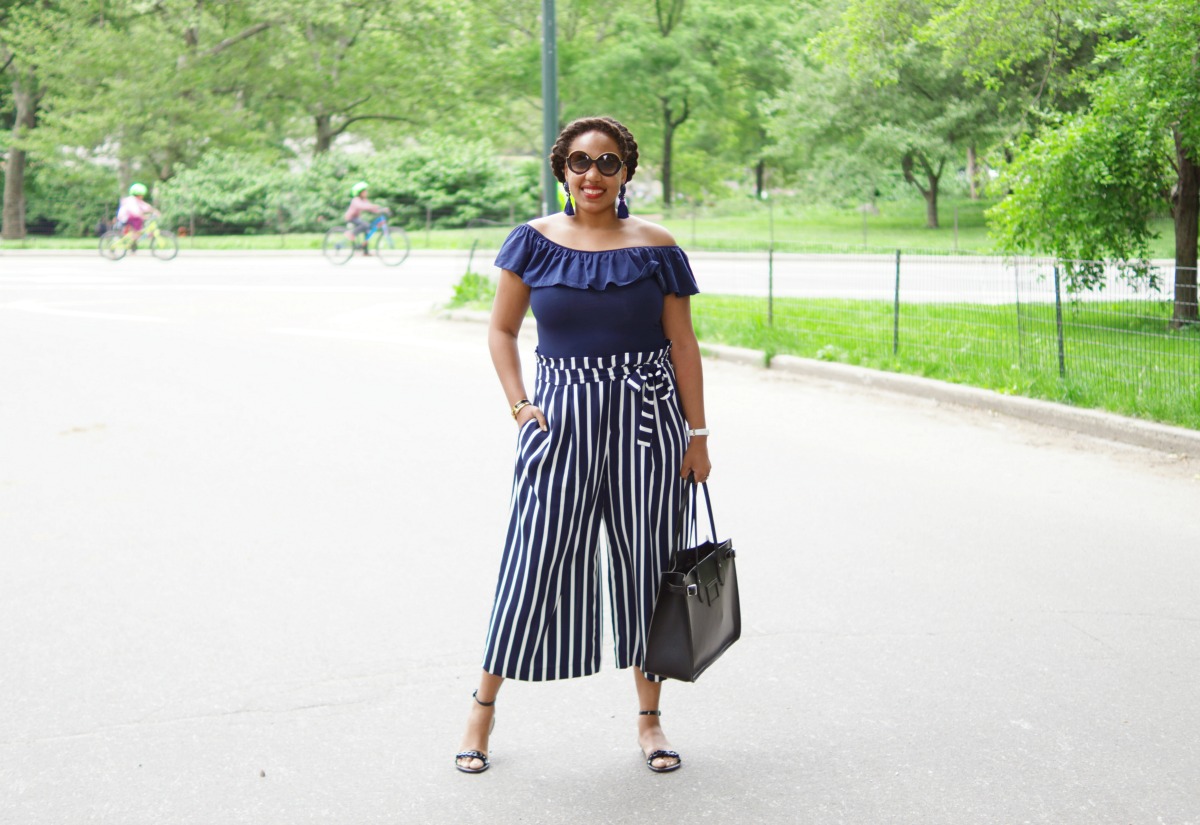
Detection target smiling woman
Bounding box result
[454,116,712,777]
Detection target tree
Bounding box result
[566,0,794,209]
[768,3,1001,228]
[255,0,463,154]
[8,0,281,190]
[979,0,1199,326]
[1,0,46,239]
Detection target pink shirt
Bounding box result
[344,196,382,222]
[117,196,153,222]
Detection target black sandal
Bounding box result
[638,710,682,773]
[455,690,496,774]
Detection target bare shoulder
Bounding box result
[626,217,678,247]
[528,214,566,234]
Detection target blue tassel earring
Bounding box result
[617,183,630,219]
[563,181,575,216]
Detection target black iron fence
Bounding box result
[685,248,1199,429]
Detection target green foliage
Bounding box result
[564,0,799,207]
[156,152,286,234]
[988,106,1170,289]
[20,153,116,236]
[357,141,540,228]
[769,0,1009,226]
[151,142,539,234]
[448,271,497,309]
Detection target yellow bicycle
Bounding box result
[99,218,179,261]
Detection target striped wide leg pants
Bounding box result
[482,345,688,682]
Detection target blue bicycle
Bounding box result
[322,212,410,266]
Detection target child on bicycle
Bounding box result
[344,181,389,254]
[117,183,161,250]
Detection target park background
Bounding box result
[1,0,1198,429]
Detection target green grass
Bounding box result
[692,294,1200,430]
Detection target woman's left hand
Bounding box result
[680,438,711,483]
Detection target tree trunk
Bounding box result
[659,97,689,212]
[925,179,939,229]
[755,159,765,199]
[1171,129,1199,328]
[661,115,674,211]
[1,74,36,241]
[315,113,334,154]
[901,151,941,229]
[967,144,979,200]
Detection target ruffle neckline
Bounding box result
[495,224,699,295]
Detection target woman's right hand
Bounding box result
[516,404,548,432]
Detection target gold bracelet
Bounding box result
[511,399,532,419]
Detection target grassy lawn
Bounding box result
[692,294,1200,429]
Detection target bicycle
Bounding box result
[322,212,410,267]
[99,218,179,261]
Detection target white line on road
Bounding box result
[0,284,426,293]
[0,299,170,324]
[269,327,472,354]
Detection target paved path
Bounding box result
[2,255,1199,824]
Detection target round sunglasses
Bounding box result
[566,151,625,177]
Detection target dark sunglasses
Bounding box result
[566,151,625,177]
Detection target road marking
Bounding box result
[0,284,423,293]
[269,327,477,355]
[0,299,169,324]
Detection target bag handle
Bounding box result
[674,472,719,551]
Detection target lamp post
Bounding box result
[541,0,559,216]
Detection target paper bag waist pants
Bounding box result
[482,345,688,682]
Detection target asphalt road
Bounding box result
[2,253,1199,824]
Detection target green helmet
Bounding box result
[129,183,148,197]
[351,181,369,196]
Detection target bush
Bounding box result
[150,141,540,235]
[448,271,496,309]
[155,152,286,235]
[21,157,117,237]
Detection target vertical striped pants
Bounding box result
[482,345,688,682]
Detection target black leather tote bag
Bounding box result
[644,480,740,682]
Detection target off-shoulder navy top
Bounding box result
[494,223,700,357]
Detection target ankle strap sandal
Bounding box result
[638,710,682,773]
[455,691,497,774]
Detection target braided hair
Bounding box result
[549,116,639,183]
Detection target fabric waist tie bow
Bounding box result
[624,360,676,448]
[533,344,676,449]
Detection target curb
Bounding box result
[400,313,1200,457]
[441,311,1199,456]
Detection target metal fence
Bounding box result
[686,248,1200,429]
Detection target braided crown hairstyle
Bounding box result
[549,116,639,183]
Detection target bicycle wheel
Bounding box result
[99,230,127,261]
[374,225,410,266]
[322,228,356,265]
[150,230,179,261]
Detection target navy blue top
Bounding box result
[494,224,700,357]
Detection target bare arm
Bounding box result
[488,269,547,430]
[662,294,711,482]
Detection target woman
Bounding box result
[456,116,711,775]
